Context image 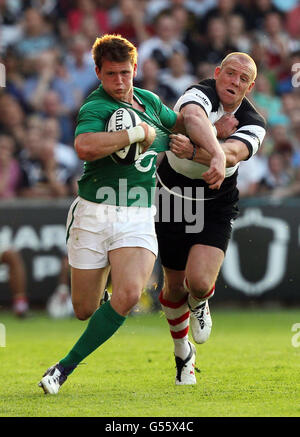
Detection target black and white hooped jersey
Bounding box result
[163,78,266,185]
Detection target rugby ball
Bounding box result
[106,107,144,165]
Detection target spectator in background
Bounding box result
[251,73,288,125]
[65,34,99,99]
[134,57,178,108]
[0,0,23,54]
[197,16,238,65]
[286,2,300,39]
[145,0,217,23]
[246,0,281,31]
[259,151,292,194]
[0,0,299,204]
[39,90,74,145]
[136,12,188,80]
[289,105,300,131]
[2,48,29,111]
[289,117,300,172]
[237,147,268,197]
[269,123,291,149]
[110,0,152,47]
[0,134,22,199]
[195,61,216,81]
[227,13,252,53]
[266,122,300,200]
[66,0,109,36]
[259,146,300,200]
[255,11,291,73]
[199,0,248,34]
[250,38,270,72]
[42,117,82,194]
[18,128,69,198]
[167,3,200,72]
[19,115,82,195]
[271,122,300,180]
[15,7,56,60]
[274,140,295,179]
[160,52,197,101]
[0,94,26,151]
[281,92,299,120]
[26,0,59,17]
[22,50,81,114]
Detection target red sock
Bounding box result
[159,290,190,359]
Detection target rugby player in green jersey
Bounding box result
[38,34,225,394]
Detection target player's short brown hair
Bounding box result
[92,34,138,70]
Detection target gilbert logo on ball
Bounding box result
[106,107,144,165]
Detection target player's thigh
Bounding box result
[71,266,110,319]
[108,247,156,315]
[185,244,224,293]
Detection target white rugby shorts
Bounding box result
[66,197,158,269]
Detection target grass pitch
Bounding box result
[0,307,299,417]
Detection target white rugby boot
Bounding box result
[175,341,198,385]
[188,298,212,344]
[38,363,69,394]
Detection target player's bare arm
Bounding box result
[180,104,226,189]
[214,114,239,139]
[170,134,250,168]
[170,112,186,134]
[75,121,156,161]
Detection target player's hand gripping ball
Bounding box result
[106,107,144,165]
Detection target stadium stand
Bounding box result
[1,0,300,309]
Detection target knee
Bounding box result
[111,285,141,316]
[73,304,94,321]
[122,289,140,313]
[186,277,213,299]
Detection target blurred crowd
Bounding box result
[0,0,300,201]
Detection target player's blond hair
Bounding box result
[92,34,138,70]
[221,52,257,80]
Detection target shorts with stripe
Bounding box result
[66,197,158,269]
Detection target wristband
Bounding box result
[127,125,145,144]
[188,143,196,161]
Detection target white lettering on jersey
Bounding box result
[174,88,212,116]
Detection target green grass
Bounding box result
[0,308,299,417]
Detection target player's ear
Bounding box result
[214,66,221,80]
[133,63,137,77]
[246,81,255,94]
[95,66,101,80]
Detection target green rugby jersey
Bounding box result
[75,84,177,207]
